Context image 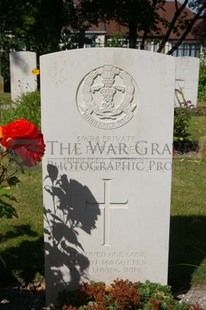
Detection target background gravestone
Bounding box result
[40,48,175,304]
[10,51,37,101]
[175,56,200,107]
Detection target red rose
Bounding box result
[0,119,45,167]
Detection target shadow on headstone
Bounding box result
[44,164,100,300]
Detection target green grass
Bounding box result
[0,166,44,286]
[189,115,206,142]
[0,92,13,125]
[0,91,41,127]
[171,159,206,216]
[0,92,11,106]
[197,99,206,108]
[169,158,206,291]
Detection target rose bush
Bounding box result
[0,118,45,218]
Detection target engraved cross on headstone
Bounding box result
[86,179,128,247]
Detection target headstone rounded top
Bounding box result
[76,64,138,130]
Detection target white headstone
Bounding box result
[10,51,37,101]
[40,48,175,304]
[175,57,200,107]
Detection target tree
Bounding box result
[81,0,162,48]
[29,0,68,53]
[0,0,205,55]
[61,0,92,48]
[0,0,40,90]
[0,0,37,51]
[192,5,206,48]
[0,0,74,90]
[156,0,206,54]
[81,0,206,53]
[0,0,83,54]
[113,0,160,49]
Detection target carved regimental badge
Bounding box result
[76,65,138,130]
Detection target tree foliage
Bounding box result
[81,0,162,48]
[81,0,206,53]
[192,3,206,48]
[0,0,205,54]
[161,0,206,55]
[0,1,37,50]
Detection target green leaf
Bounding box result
[1,193,18,202]
[0,255,6,268]
[0,187,18,202]
[0,187,11,196]
[7,176,20,187]
[0,199,18,219]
